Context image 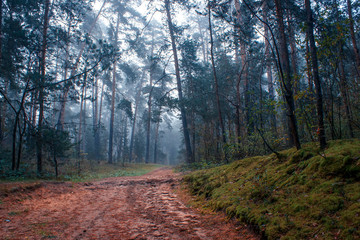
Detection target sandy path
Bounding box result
[0,168,258,240]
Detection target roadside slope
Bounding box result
[184,139,360,239]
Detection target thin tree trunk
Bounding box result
[153,117,160,164]
[57,22,71,130]
[83,76,87,155]
[347,0,360,77]
[235,0,250,135]
[196,15,207,63]
[129,74,144,163]
[145,38,155,164]
[16,113,26,170]
[305,0,326,149]
[36,0,50,174]
[96,81,105,162]
[108,12,120,164]
[165,0,193,163]
[274,0,301,150]
[97,80,105,155]
[235,76,241,145]
[208,2,227,162]
[305,39,313,92]
[338,46,354,138]
[263,2,277,136]
[122,116,128,163]
[78,70,86,158]
[287,13,299,95]
[0,0,3,142]
[92,77,100,160]
[57,0,107,130]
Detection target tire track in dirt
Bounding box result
[0,168,258,240]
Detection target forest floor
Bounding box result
[0,167,258,240]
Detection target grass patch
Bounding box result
[0,163,163,183]
[184,139,360,239]
[58,163,164,182]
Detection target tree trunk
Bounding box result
[145,38,155,164]
[129,76,143,163]
[57,23,71,130]
[287,13,299,96]
[78,70,87,158]
[165,0,193,164]
[36,0,50,174]
[274,0,301,150]
[234,0,250,136]
[93,77,100,161]
[263,2,277,136]
[122,116,128,163]
[208,2,227,162]
[16,114,26,170]
[347,0,360,76]
[97,80,105,160]
[196,15,207,63]
[305,0,327,149]
[153,117,161,164]
[0,0,3,142]
[108,12,120,164]
[235,76,242,145]
[338,45,354,138]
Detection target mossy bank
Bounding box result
[184,140,360,239]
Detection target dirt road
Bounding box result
[0,168,258,240]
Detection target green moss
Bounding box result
[184,139,360,239]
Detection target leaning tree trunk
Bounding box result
[208,2,227,162]
[57,0,107,130]
[305,0,326,149]
[165,0,193,164]
[274,0,301,150]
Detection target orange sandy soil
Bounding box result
[0,167,259,240]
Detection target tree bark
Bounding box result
[108,12,120,164]
[274,0,301,149]
[165,0,193,164]
[305,0,327,149]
